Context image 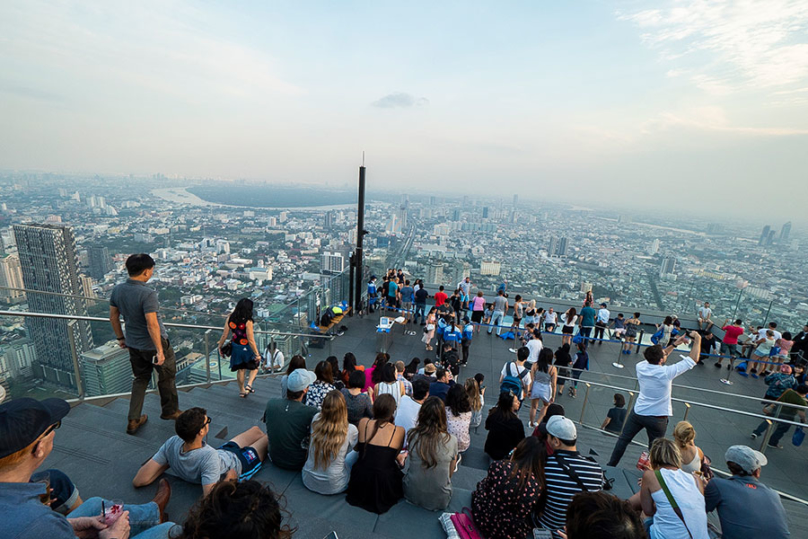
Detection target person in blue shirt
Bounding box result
[443,319,463,350]
[570,342,589,398]
[436,316,449,358]
[387,278,400,311]
[579,302,597,344]
[367,277,378,313]
[461,317,474,366]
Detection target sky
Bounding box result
[1,1,807,218]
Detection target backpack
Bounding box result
[500,362,528,397]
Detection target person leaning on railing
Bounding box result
[607,331,702,467]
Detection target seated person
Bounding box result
[429,368,455,403]
[484,391,525,460]
[563,491,645,539]
[601,393,627,434]
[134,407,267,496]
[29,468,83,515]
[172,480,294,539]
[705,445,789,539]
[264,369,319,470]
[0,397,174,539]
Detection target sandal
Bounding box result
[239,392,248,398]
[245,384,255,393]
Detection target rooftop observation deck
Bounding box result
[33,310,808,538]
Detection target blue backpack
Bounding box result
[500,362,528,398]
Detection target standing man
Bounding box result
[460,316,474,366]
[457,277,472,310]
[698,301,714,331]
[715,318,744,369]
[488,290,509,336]
[434,285,448,308]
[110,254,181,435]
[579,302,597,344]
[607,331,702,467]
[400,280,414,324]
[594,303,610,345]
[413,283,429,325]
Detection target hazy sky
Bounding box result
[1,1,807,216]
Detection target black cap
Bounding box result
[0,398,70,459]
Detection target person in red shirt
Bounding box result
[716,318,744,369]
[434,285,448,307]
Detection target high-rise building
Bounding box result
[0,253,24,301]
[482,207,489,219]
[513,194,519,207]
[557,237,569,257]
[80,343,132,397]
[321,252,345,274]
[660,256,676,277]
[80,275,95,298]
[88,246,111,281]
[429,196,437,206]
[548,237,558,257]
[648,239,660,256]
[13,224,93,390]
[0,337,36,381]
[426,263,444,284]
[580,282,593,293]
[780,222,792,243]
[324,211,335,229]
[452,209,461,221]
[397,205,408,230]
[480,260,501,276]
[759,225,771,246]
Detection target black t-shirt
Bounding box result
[381,281,390,296]
[414,288,429,304]
[484,412,525,460]
[605,407,626,432]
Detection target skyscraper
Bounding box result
[0,252,24,301]
[557,237,569,257]
[660,256,676,277]
[482,207,489,219]
[88,245,111,281]
[513,194,519,207]
[321,252,345,273]
[80,343,132,397]
[548,237,558,257]
[323,211,335,229]
[13,224,93,390]
[780,222,792,243]
[759,225,771,246]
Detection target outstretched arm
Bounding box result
[133,459,169,488]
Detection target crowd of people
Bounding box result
[0,257,801,538]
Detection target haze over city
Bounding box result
[2,1,808,219]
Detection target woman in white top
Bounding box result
[749,330,777,378]
[561,307,578,346]
[655,316,675,348]
[634,437,709,539]
[303,390,359,495]
[673,421,705,475]
[371,363,405,407]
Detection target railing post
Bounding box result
[719,355,735,385]
[683,402,691,422]
[760,419,774,453]
[204,329,212,383]
[579,383,592,424]
[620,391,635,435]
[613,342,625,369]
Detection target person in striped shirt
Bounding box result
[536,416,604,536]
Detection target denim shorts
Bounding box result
[220,441,263,480]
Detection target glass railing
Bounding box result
[0,310,336,402]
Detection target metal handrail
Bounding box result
[0,310,336,339]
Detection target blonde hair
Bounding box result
[310,390,349,469]
[649,438,682,469]
[465,378,482,412]
[673,421,696,449]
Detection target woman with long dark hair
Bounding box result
[371,363,405,405]
[365,352,389,392]
[484,391,525,460]
[445,384,472,453]
[554,344,572,398]
[561,307,578,346]
[280,355,306,399]
[217,298,261,398]
[403,397,458,511]
[472,437,545,539]
[305,361,336,410]
[325,356,344,391]
[346,394,405,514]
[342,352,365,386]
[302,390,358,495]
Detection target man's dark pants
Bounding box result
[128,337,179,421]
[753,417,793,446]
[607,410,669,467]
[594,323,607,343]
[414,303,426,324]
[462,341,471,365]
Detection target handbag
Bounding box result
[449,508,483,539]
[655,470,693,539]
[793,427,805,447]
[220,342,232,357]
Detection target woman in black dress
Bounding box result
[346,394,405,513]
[216,298,261,398]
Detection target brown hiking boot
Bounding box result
[126,414,148,435]
[151,478,171,523]
[160,409,183,420]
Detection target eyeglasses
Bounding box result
[42,421,61,438]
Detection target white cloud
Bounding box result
[619,0,808,94]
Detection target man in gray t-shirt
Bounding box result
[109,254,180,434]
[488,290,509,336]
[705,445,789,539]
[133,407,267,497]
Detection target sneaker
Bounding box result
[768,443,784,449]
[454,453,462,473]
[727,364,732,370]
[509,348,518,353]
[714,362,722,368]
[750,432,758,439]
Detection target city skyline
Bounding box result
[1,1,807,217]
